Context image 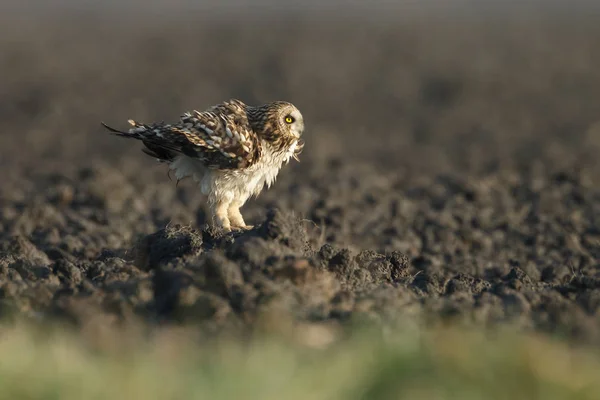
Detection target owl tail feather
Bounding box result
[100,122,129,136]
[100,120,149,139]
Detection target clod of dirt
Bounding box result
[320,246,412,290]
[257,208,311,254]
[0,236,52,269]
[132,225,203,271]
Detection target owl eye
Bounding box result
[284,115,295,124]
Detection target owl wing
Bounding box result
[101,99,260,170]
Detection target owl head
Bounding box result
[274,101,304,139]
[250,101,305,142]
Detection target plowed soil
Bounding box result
[1,5,600,344]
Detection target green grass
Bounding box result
[0,321,598,400]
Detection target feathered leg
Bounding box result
[228,200,253,230]
[207,193,233,232]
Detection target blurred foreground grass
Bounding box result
[0,320,598,400]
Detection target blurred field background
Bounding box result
[2,0,600,398]
[2,0,600,177]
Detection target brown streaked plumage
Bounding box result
[101,99,305,232]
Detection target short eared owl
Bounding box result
[101,99,305,232]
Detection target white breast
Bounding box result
[168,139,297,205]
[285,140,298,162]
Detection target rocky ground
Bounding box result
[1,5,600,344]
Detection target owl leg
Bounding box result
[228,200,253,230]
[208,195,232,232]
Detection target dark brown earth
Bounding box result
[1,4,600,344]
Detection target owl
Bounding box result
[101,99,305,232]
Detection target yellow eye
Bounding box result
[284,116,294,124]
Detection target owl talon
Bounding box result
[231,224,254,231]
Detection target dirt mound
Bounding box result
[1,164,599,343]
